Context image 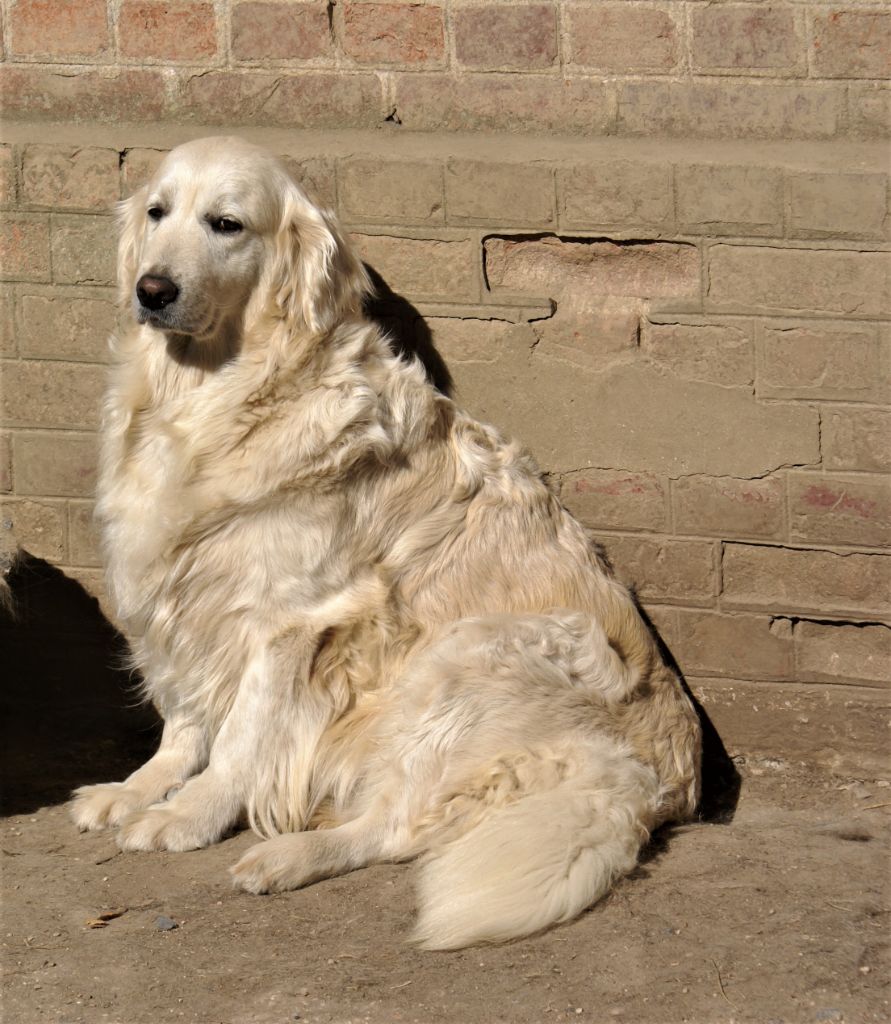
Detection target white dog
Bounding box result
[71,137,701,949]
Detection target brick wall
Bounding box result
[2,1,889,769]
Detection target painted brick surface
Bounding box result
[232,1,332,62]
[453,4,557,71]
[566,3,678,74]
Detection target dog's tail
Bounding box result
[411,740,661,950]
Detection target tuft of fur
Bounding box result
[71,136,702,949]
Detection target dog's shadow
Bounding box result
[0,555,160,817]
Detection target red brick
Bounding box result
[673,475,786,542]
[558,161,672,232]
[392,73,615,134]
[691,4,804,75]
[788,473,891,549]
[811,10,891,79]
[0,214,50,282]
[340,158,443,225]
[0,67,167,123]
[1,360,105,431]
[675,610,793,681]
[119,1,217,61]
[50,216,117,287]
[232,1,331,61]
[707,245,889,318]
[604,535,717,606]
[558,470,668,533]
[341,2,444,66]
[10,0,110,59]
[786,171,888,241]
[22,146,119,212]
[823,407,891,473]
[722,543,891,619]
[279,155,337,209]
[566,2,678,74]
[485,237,699,303]
[454,4,557,71]
[618,80,842,140]
[121,148,167,196]
[794,621,891,687]
[19,288,117,362]
[179,71,382,127]
[641,321,753,387]
[531,301,641,366]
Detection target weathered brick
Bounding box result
[342,2,445,66]
[691,4,804,75]
[566,2,678,73]
[558,161,672,232]
[0,287,15,356]
[0,67,167,124]
[9,0,110,59]
[0,145,15,206]
[1,498,66,562]
[558,469,667,533]
[618,80,842,140]
[707,245,890,317]
[179,71,382,128]
[811,10,891,79]
[673,475,786,542]
[756,323,886,401]
[823,407,891,473]
[531,301,641,366]
[642,321,753,386]
[722,543,891,619]
[603,535,716,606]
[119,1,218,61]
[392,74,615,134]
[1,360,105,430]
[50,215,117,286]
[454,3,556,71]
[121,148,167,197]
[848,85,891,138]
[69,500,102,567]
[485,237,699,303]
[12,432,99,498]
[232,1,331,61]
[429,317,528,365]
[675,609,793,680]
[788,472,891,549]
[18,289,116,362]
[353,233,479,302]
[794,621,891,687]
[279,155,337,209]
[0,434,11,492]
[22,146,119,212]
[0,214,51,282]
[446,160,554,226]
[786,172,888,240]
[340,159,443,225]
[676,164,783,236]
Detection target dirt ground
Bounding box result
[3,561,889,1024]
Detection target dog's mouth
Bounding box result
[136,302,212,339]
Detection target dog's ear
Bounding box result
[116,186,147,306]
[270,186,371,336]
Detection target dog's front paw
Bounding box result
[117,805,222,853]
[71,782,145,832]
[230,835,315,894]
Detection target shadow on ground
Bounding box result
[0,556,159,817]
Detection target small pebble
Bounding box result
[155,915,178,931]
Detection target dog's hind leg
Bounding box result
[71,715,209,831]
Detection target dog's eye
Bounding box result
[147,207,165,221]
[210,217,243,235]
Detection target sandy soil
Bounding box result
[3,561,889,1024]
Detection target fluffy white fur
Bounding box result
[71,137,701,949]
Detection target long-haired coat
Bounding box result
[71,137,701,949]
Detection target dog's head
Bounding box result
[118,137,370,349]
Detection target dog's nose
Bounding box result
[136,274,179,310]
